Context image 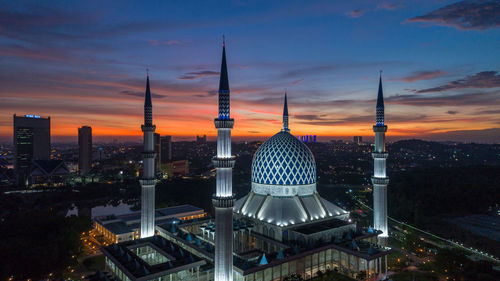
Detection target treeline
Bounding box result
[387,165,500,255]
[388,165,500,225]
[0,210,90,280]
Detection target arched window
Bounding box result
[262,226,268,236]
[269,228,275,239]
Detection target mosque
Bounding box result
[97,40,391,281]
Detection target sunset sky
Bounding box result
[1,0,499,143]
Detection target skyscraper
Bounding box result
[78,126,92,175]
[140,73,156,238]
[196,135,207,144]
[354,136,363,145]
[372,74,389,246]
[213,38,235,281]
[13,114,50,186]
[160,136,172,163]
[154,133,161,173]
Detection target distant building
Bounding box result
[160,136,172,163]
[354,136,363,145]
[78,126,92,175]
[30,159,69,186]
[298,135,317,143]
[13,114,50,186]
[154,133,161,173]
[163,160,189,178]
[94,204,207,244]
[196,134,207,144]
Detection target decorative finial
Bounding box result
[222,35,225,47]
[147,68,149,77]
[379,70,382,77]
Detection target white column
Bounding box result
[373,125,389,246]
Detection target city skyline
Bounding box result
[1,1,499,143]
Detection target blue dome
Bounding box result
[252,131,316,186]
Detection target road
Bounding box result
[353,197,500,264]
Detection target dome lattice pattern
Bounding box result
[252,132,316,185]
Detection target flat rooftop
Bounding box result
[95,204,203,224]
[95,204,205,236]
[102,236,205,279]
[293,218,351,235]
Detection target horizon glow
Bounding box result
[1,1,499,143]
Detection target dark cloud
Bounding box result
[405,0,500,30]
[295,113,427,126]
[291,79,304,86]
[294,114,328,121]
[394,70,446,82]
[178,71,219,80]
[0,6,86,43]
[0,44,72,62]
[387,91,500,107]
[346,9,366,18]
[149,40,180,46]
[417,71,500,93]
[377,2,398,11]
[282,65,337,78]
[247,131,261,134]
[120,90,166,99]
[473,109,500,115]
[447,110,458,115]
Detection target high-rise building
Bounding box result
[78,126,92,175]
[372,74,389,246]
[213,38,235,281]
[13,114,50,186]
[160,136,172,163]
[154,133,161,173]
[354,136,363,145]
[140,73,157,238]
[196,135,207,144]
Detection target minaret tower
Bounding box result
[140,71,156,238]
[213,37,235,281]
[372,73,389,246]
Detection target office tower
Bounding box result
[354,136,363,145]
[213,38,235,281]
[154,133,161,173]
[140,73,157,238]
[196,135,207,144]
[13,114,50,186]
[160,136,172,163]
[372,74,389,246]
[78,126,92,175]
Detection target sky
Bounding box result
[1,0,499,143]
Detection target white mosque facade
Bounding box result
[98,41,391,281]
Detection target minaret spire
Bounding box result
[372,72,389,247]
[282,91,289,132]
[376,71,384,126]
[140,71,156,238]
[213,37,235,281]
[218,36,230,119]
[145,72,152,118]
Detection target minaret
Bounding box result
[213,37,235,281]
[282,92,290,132]
[140,72,156,238]
[372,73,389,246]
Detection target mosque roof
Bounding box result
[251,131,316,187]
